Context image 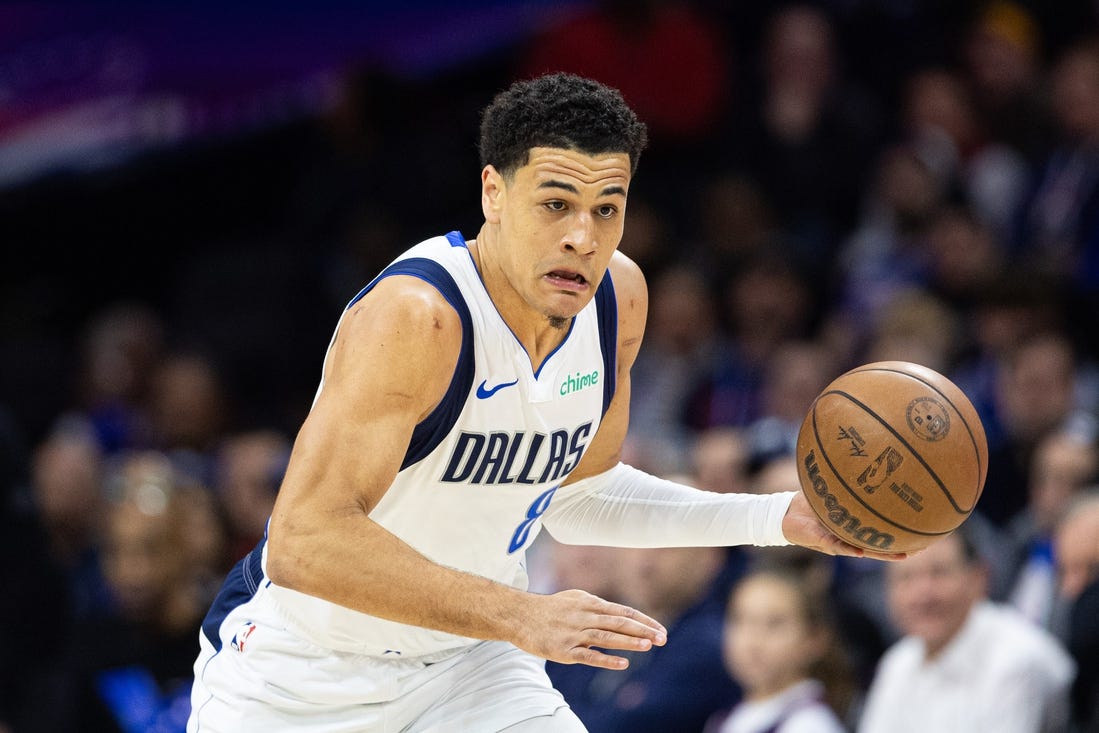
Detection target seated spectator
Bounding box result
[546,475,746,733]
[628,264,722,473]
[691,426,752,495]
[30,419,113,620]
[857,526,1076,733]
[705,566,851,733]
[1003,426,1099,629]
[147,347,232,487]
[984,330,1093,526]
[741,459,890,697]
[23,451,210,733]
[213,427,291,562]
[73,301,164,455]
[1053,490,1099,730]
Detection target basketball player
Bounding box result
[188,72,897,733]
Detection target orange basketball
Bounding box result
[795,361,988,554]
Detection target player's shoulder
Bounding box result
[607,250,646,293]
[606,250,647,314]
[343,273,464,348]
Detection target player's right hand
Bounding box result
[512,589,667,670]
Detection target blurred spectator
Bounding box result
[1053,491,1099,730]
[1003,426,1099,629]
[924,204,1006,314]
[857,526,1075,733]
[691,426,752,495]
[1016,35,1099,298]
[23,451,208,733]
[828,140,952,355]
[1055,490,1099,602]
[704,567,851,733]
[984,330,1095,526]
[961,0,1054,162]
[861,288,961,375]
[749,454,800,497]
[525,535,629,599]
[177,481,233,610]
[742,339,838,467]
[689,173,778,286]
[30,419,113,619]
[213,427,290,562]
[686,249,815,432]
[610,194,675,281]
[949,267,1066,449]
[74,301,164,454]
[742,460,891,701]
[147,347,231,486]
[722,3,884,270]
[629,264,721,473]
[546,477,746,733]
[901,66,1030,241]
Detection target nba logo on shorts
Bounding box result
[231,621,258,652]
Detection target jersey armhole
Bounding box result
[594,272,618,417]
[348,256,475,470]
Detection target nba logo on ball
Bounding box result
[796,361,988,554]
[907,397,950,441]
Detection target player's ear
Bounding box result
[482,165,504,223]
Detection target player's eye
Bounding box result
[596,204,618,219]
[544,200,566,212]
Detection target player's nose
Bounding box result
[561,212,597,256]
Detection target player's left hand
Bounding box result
[781,491,908,561]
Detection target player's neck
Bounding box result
[470,229,570,369]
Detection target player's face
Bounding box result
[724,575,824,700]
[485,147,631,326]
[886,534,983,656]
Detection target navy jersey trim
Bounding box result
[345,255,475,471]
[201,537,266,650]
[594,272,618,416]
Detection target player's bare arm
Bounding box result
[265,273,663,669]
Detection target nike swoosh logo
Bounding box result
[476,379,519,399]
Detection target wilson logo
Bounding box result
[804,449,895,550]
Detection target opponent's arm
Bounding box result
[265,275,664,668]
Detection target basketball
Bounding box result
[795,360,988,554]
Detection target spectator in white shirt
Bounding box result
[857,525,1075,733]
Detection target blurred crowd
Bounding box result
[4,1,1099,731]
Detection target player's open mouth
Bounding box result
[545,270,588,290]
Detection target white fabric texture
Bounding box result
[543,462,795,548]
[713,680,846,733]
[856,601,1075,733]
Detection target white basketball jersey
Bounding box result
[263,231,618,658]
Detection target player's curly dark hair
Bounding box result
[478,72,648,178]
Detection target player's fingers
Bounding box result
[591,602,667,644]
[566,646,632,670]
[861,548,909,561]
[830,534,908,562]
[579,624,661,653]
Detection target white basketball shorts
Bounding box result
[187,579,579,732]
